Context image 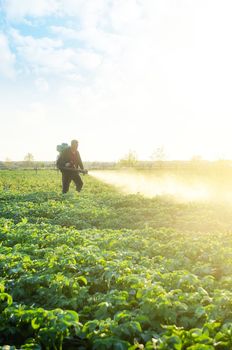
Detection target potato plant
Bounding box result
[0,170,232,349]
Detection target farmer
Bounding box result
[57,139,87,194]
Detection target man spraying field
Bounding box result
[56,139,88,194]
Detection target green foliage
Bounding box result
[1,170,232,348]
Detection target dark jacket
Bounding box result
[57,147,84,170]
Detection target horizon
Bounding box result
[1,157,232,163]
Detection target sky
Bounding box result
[1,0,232,162]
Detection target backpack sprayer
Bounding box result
[56,143,88,175]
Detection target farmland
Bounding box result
[1,170,232,349]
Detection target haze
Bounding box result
[91,169,232,203]
[1,1,232,162]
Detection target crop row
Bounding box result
[0,171,232,349]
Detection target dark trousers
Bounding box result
[62,170,83,194]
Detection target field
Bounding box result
[1,170,232,349]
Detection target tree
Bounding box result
[24,153,34,162]
[24,153,34,167]
[118,150,138,167]
[151,146,166,168]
